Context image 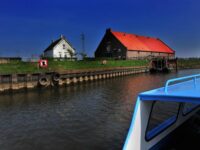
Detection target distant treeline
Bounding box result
[178,57,200,69]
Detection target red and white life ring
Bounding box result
[39,59,48,68]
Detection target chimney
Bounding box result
[60,34,64,39]
[106,28,111,33]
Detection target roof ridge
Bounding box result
[44,36,76,52]
[111,30,159,40]
[110,30,174,54]
[44,38,62,52]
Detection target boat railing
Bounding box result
[164,74,200,93]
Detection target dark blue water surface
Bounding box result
[0,69,199,150]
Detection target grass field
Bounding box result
[0,59,149,74]
[178,58,200,69]
[1,58,199,74]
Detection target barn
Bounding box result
[95,29,175,59]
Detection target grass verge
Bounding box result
[0,59,149,74]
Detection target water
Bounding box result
[0,69,199,150]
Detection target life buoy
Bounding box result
[52,73,60,82]
[39,77,50,86]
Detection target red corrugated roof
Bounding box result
[111,30,174,54]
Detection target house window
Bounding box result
[63,44,66,49]
[106,41,112,53]
[106,45,111,53]
[146,101,180,141]
[182,103,199,115]
[64,52,67,58]
[59,52,62,58]
[106,41,111,44]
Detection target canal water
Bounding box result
[0,69,199,150]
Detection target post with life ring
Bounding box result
[38,59,48,68]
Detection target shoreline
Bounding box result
[0,66,149,93]
[0,64,199,93]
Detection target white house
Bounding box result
[43,35,76,59]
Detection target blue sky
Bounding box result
[0,0,200,58]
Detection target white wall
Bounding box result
[53,39,75,58]
[44,39,76,58]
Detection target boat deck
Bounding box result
[140,75,200,103]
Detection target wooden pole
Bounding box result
[176,57,178,72]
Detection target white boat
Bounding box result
[123,74,200,150]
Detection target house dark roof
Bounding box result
[110,30,175,54]
[44,38,62,52]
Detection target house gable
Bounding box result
[44,36,76,58]
[53,39,75,58]
[44,39,61,52]
[95,29,127,59]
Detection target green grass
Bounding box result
[0,60,148,74]
[178,58,200,69]
[0,61,39,74]
[2,58,200,74]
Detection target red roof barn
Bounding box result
[95,29,175,59]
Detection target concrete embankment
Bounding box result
[0,66,148,92]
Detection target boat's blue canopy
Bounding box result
[139,74,200,104]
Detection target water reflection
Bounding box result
[0,69,199,150]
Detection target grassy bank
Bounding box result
[1,58,200,74]
[178,58,200,69]
[0,59,148,74]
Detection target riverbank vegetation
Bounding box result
[0,58,199,74]
[178,58,200,69]
[0,59,148,74]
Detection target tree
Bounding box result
[68,49,76,60]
